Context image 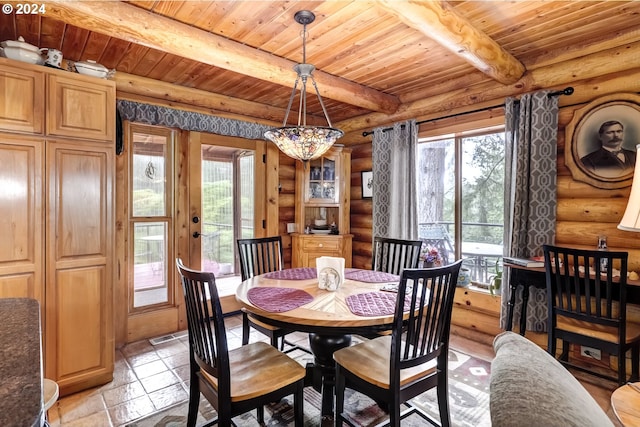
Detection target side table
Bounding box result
[611,382,640,426]
[504,263,545,335]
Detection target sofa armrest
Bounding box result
[490,331,614,427]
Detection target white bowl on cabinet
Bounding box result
[0,45,44,64]
[0,36,44,64]
[75,60,109,78]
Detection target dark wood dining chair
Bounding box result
[176,258,305,427]
[333,260,463,427]
[237,236,309,353]
[372,236,423,274]
[543,244,640,385]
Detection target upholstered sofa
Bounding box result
[490,331,614,427]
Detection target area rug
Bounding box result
[126,349,491,427]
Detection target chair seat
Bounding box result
[201,341,305,402]
[247,313,282,332]
[557,317,640,344]
[333,335,437,389]
[43,378,59,411]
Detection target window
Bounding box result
[130,127,174,310]
[417,127,505,286]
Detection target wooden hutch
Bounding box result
[291,146,352,267]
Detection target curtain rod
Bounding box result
[361,86,574,137]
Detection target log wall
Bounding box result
[347,68,640,346]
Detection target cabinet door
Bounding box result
[0,135,43,303]
[0,63,44,134]
[47,74,115,142]
[305,152,340,203]
[45,140,114,395]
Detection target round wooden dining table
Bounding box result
[235,268,401,420]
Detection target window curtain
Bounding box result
[500,91,559,332]
[116,100,270,140]
[372,120,418,240]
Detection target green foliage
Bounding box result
[489,258,503,295]
[460,133,505,244]
[433,132,505,245]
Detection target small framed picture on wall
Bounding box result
[361,170,373,199]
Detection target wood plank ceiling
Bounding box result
[1,1,639,141]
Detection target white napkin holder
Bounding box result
[316,256,345,291]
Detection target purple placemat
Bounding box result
[345,291,411,317]
[247,287,314,312]
[263,268,317,280]
[345,269,400,283]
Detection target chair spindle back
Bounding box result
[392,260,463,380]
[176,258,229,390]
[373,237,423,275]
[237,236,283,281]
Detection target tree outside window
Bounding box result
[417,129,505,285]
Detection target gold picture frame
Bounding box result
[565,93,640,189]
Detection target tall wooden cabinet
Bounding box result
[292,146,353,267]
[0,58,115,395]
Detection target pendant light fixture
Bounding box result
[264,10,344,162]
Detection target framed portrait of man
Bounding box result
[565,93,640,189]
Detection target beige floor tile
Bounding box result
[126,351,161,368]
[61,410,113,427]
[153,340,189,358]
[147,383,189,410]
[132,359,169,379]
[139,370,180,394]
[108,395,155,426]
[102,381,146,408]
[58,390,107,424]
[162,351,190,369]
[172,365,191,383]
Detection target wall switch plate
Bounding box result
[287,223,296,233]
[580,346,602,360]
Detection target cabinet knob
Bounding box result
[319,243,323,248]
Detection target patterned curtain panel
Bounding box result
[372,120,418,241]
[117,100,270,140]
[500,91,559,332]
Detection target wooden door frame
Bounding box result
[178,132,276,329]
[115,122,181,345]
[115,126,278,345]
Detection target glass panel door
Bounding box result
[130,128,174,310]
[201,145,254,276]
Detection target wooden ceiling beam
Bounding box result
[338,40,640,138]
[40,0,401,114]
[377,0,525,85]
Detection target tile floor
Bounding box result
[46,314,622,427]
[46,313,311,427]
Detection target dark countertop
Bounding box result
[0,298,44,427]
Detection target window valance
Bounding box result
[116,100,270,140]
